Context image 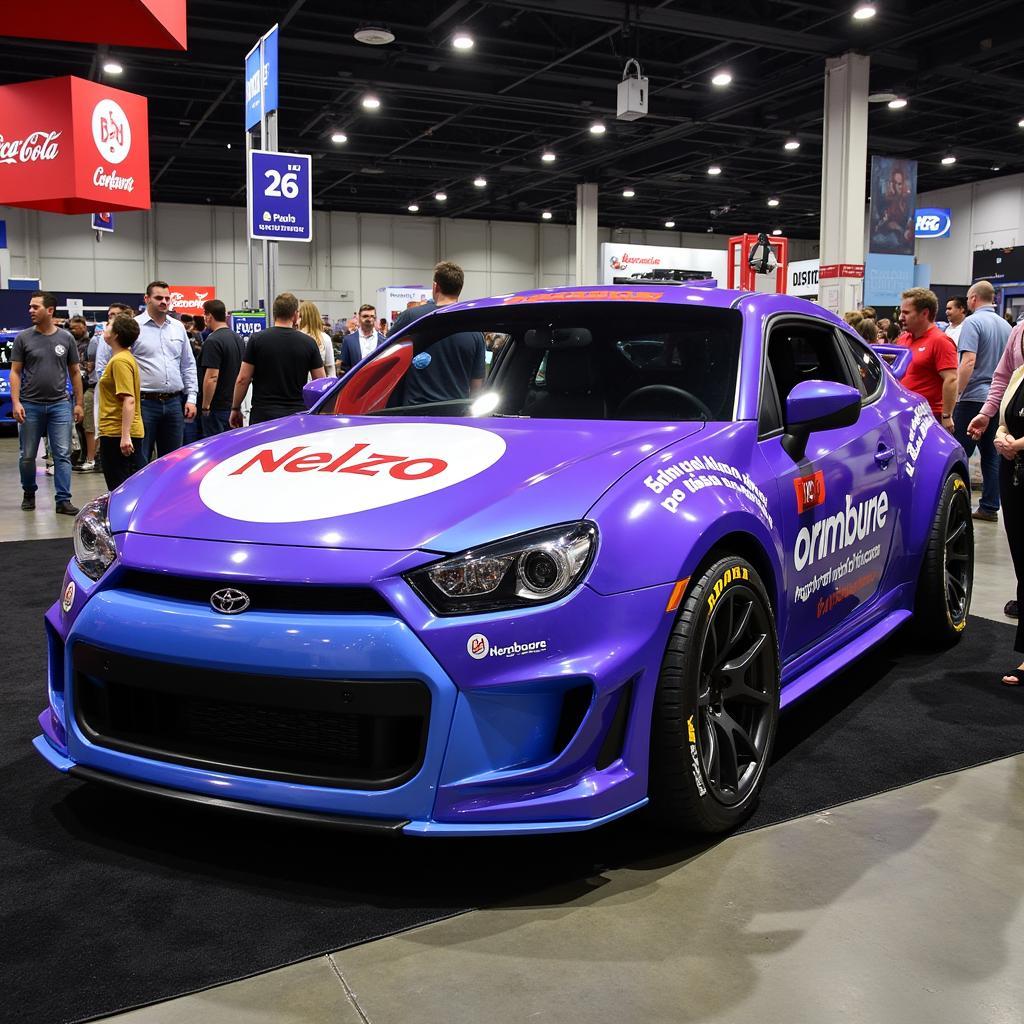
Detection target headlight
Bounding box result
[73,494,116,581]
[407,522,597,615]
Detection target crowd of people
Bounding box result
[8,260,478,511]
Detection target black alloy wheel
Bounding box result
[696,583,776,806]
[943,486,972,627]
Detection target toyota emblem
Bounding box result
[210,587,251,614]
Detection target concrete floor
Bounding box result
[1,435,1021,1024]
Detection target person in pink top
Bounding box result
[969,320,1024,620]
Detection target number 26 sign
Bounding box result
[248,150,312,242]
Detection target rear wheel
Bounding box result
[649,556,780,833]
[914,474,973,643]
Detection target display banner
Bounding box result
[0,76,149,214]
[864,253,915,307]
[169,285,215,314]
[599,242,727,285]
[229,310,267,339]
[91,212,115,233]
[973,245,1024,283]
[244,25,279,131]
[868,156,917,256]
[248,150,312,242]
[914,208,951,239]
[376,285,432,326]
[3,0,186,51]
[787,259,820,297]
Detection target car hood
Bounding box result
[109,414,703,553]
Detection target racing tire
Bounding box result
[648,556,780,834]
[913,473,973,645]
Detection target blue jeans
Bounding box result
[200,409,231,437]
[139,394,184,465]
[19,399,73,504]
[953,399,1000,513]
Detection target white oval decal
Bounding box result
[199,423,507,523]
[62,580,76,613]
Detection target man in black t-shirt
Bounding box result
[199,299,246,436]
[230,292,325,427]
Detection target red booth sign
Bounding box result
[3,0,186,51]
[0,76,150,214]
[170,286,216,314]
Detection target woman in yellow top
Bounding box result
[97,313,144,490]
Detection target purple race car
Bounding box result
[34,283,973,836]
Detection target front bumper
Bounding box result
[36,536,673,835]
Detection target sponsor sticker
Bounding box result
[61,580,75,613]
[467,633,489,659]
[466,633,548,660]
[644,454,773,528]
[793,490,889,572]
[199,422,506,523]
[793,470,826,514]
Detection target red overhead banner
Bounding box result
[3,0,186,50]
[169,286,216,314]
[0,77,150,214]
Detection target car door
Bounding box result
[757,317,900,659]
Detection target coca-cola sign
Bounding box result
[0,76,149,214]
[0,130,62,164]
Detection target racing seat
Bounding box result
[524,346,606,419]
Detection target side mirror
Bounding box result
[302,376,335,410]
[782,380,862,461]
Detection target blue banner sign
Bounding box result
[244,24,279,132]
[864,253,915,307]
[914,208,951,239]
[91,212,115,233]
[248,150,312,242]
[229,311,267,338]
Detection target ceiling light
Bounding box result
[772,229,783,236]
[941,154,957,165]
[541,150,556,163]
[407,204,419,212]
[434,192,447,201]
[664,220,676,228]
[452,30,474,50]
[784,138,801,150]
[767,197,780,207]
[330,132,348,144]
[361,94,381,110]
[541,211,553,220]
[354,26,396,45]
[991,165,1001,171]
[589,121,606,135]
[707,165,722,175]
[1018,118,1024,128]
[711,71,732,87]
[226,143,232,150]
[868,91,898,103]
[852,4,876,20]
[473,176,487,187]
[888,97,908,109]
[102,60,123,75]
[622,188,635,198]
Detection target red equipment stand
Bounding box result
[728,234,789,293]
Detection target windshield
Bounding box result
[318,301,743,422]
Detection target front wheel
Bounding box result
[648,556,780,834]
[914,473,973,643]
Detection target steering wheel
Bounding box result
[614,385,714,422]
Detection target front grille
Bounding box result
[73,644,429,789]
[116,569,392,614]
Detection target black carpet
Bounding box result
[2,538,1022,1024]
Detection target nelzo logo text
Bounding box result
[0,131,61,164]
[229,443,449,481]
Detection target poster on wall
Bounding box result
[868,156,917,256]
[599,243,727,285]
[169,285,215,314]
[376,285,432,327]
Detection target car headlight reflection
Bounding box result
[73,494,117,581]
[407,522,597,615]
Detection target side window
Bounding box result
[836,331,884,400]
[765,319,856,405]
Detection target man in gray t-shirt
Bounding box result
[954,279,1011,521]
[10,291,83,515]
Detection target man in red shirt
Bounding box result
[896,287,957,431]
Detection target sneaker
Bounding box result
[45,465,55,476]
[972,508,998,523]
[1006,601,1019,619]
[74,461,96,472]
[21,491,35,511]
[55,501,80,516]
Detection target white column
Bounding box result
[818,52,869,314]
[575,183,599,286]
